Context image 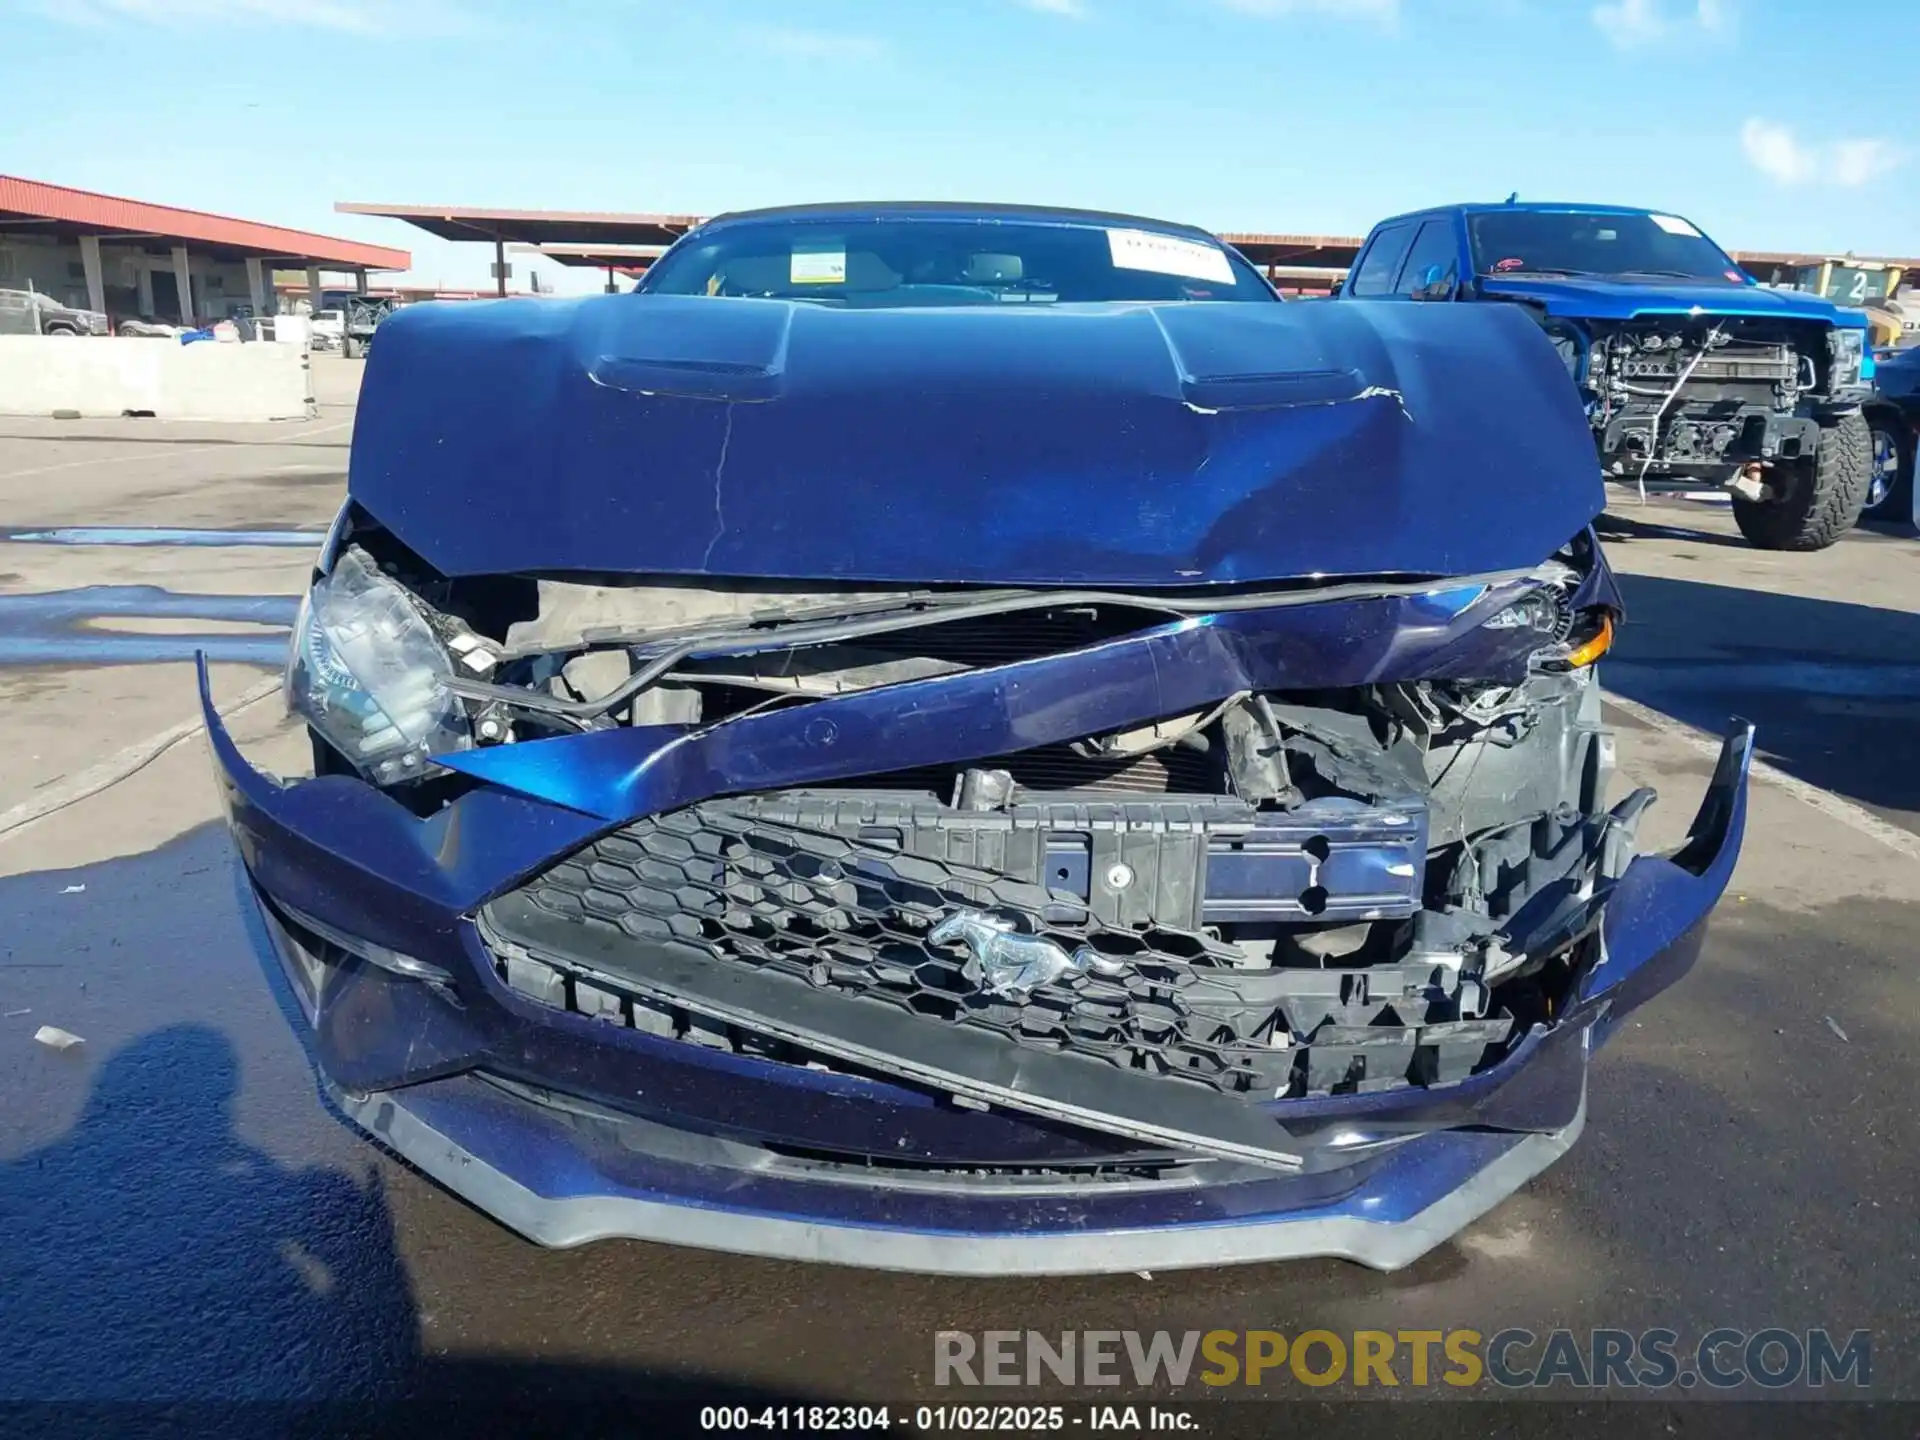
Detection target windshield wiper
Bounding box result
[1615,269,1721,281]
[1483,266,1593,278]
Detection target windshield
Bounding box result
[1468,209,1746,283]
[641,217,1277,306]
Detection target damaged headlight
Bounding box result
[1481,589,1573,640]
[1482,561,1614,670]
[285,548,471,783]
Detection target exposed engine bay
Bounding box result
[1554,315,1858,483]
[290,512,1633,1109]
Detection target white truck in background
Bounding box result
[309,309,346,350]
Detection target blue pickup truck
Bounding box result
[1336,201,1877,550]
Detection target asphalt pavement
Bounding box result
[1,358,1916,1432]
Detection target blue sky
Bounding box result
[4,0,1916,291]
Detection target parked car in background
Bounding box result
[1337,201,1877,551]
[309,309,345,350]
[308,292,400,357]
[0,288,110,336]
[1863,344,1919,524]
[203,201,1750,1276]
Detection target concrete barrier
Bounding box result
[261,315,312,347]
[0,335,316,422]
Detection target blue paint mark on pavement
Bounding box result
[0,527,323,548]
[0,586,297,667]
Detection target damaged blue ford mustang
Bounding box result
[204,202,1753,1274]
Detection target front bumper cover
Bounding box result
[205,658,1752,1274]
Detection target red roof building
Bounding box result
[0,175,410,323]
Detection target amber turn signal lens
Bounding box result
[1566,612,1615,668]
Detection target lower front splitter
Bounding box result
[332,1068,1586,1276]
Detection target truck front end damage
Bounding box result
[1584,318,1850,480]
[1484,270,1877,549]
[207,285,1750,1272]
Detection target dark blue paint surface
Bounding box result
[0,587,295,667]
[349,290,1603,585]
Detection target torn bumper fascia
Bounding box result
[203,636,1751,1273]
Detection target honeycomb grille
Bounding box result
[490,801,1513,1098]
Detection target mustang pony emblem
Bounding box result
[927,909,1127,999]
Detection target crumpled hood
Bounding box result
[348,293,1602,586]
[1477,273,1861,326]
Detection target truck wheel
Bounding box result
[342,335,361,359]
[1732,410,1873,551]
[1863,411,1913,522]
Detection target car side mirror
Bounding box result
[1328,278,1345,297]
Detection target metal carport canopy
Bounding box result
[508,243,664,268]
[336,203,702,296]
[507,243,662,292]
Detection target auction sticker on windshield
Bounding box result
[1107,228,1234,284]
[1648,214,1702,238]
[790,249,848,285]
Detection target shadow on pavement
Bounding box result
[0,1025,419,1404]
[0,827,422,1415]
[1598,509,1916,550]
[1595,511,1753,549]
[1606,572,1920,823]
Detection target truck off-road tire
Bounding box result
[1864,410,1914,522]
[1732,410,1874,551]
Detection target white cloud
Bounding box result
[1740,118,1816,183]
[1831,137,1902,187]
[1741,117,1901,187]
[1216,0,1399,17]
[1592,0,1729,48]
[739,25,888,61]
[1592,0,1658,44]
[1017,0,1089,15]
